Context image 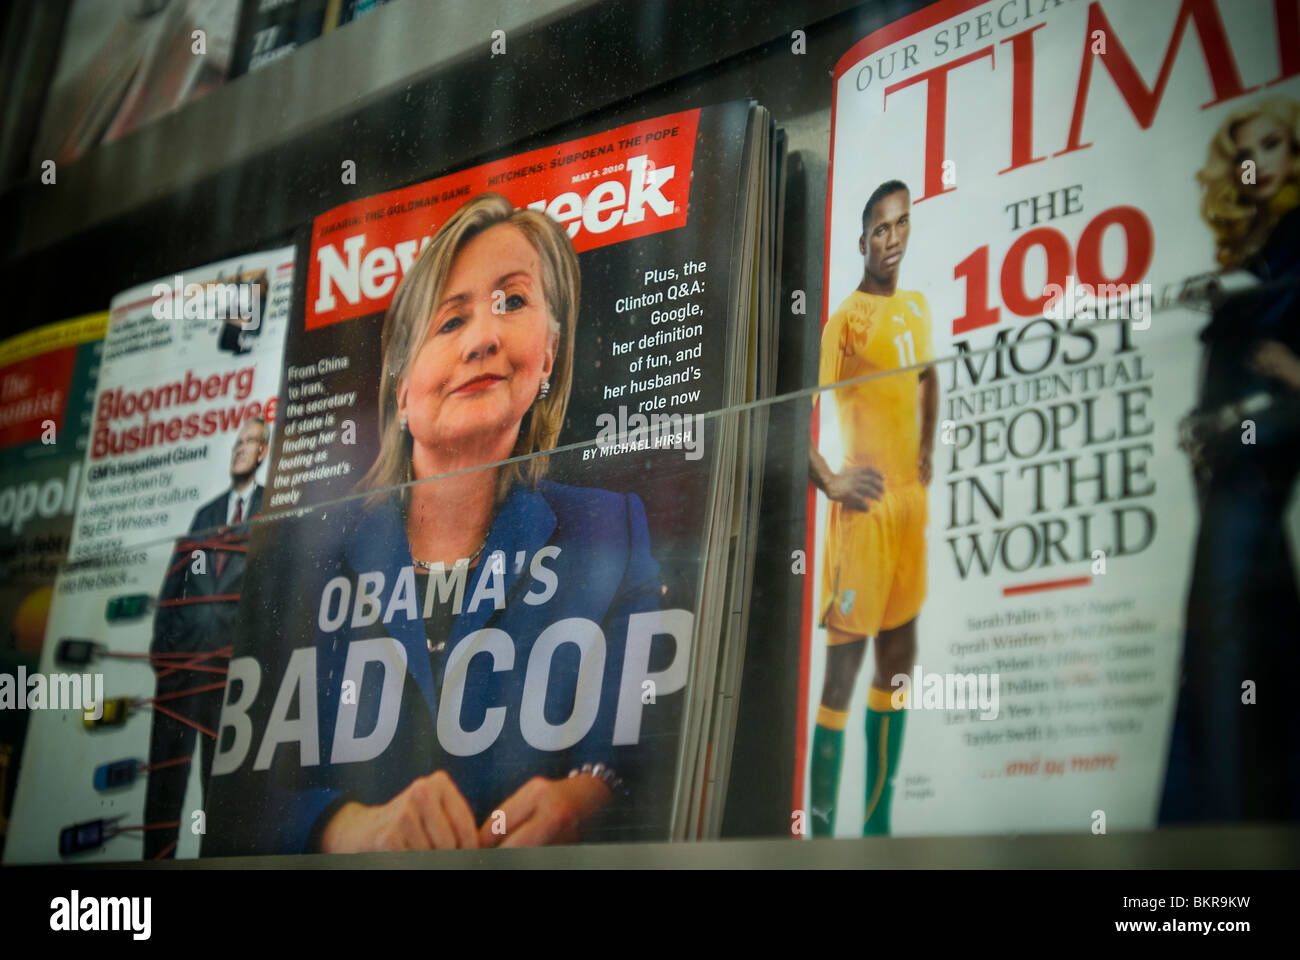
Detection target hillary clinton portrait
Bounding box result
[206,193,686,856]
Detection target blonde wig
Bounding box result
[1198,97,1300,269]
[356,192,579,505]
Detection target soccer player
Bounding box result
[808,180,937,836]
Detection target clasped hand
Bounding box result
[320,769,612,852]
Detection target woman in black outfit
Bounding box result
[1162,98,1300,823]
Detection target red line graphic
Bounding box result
[1002,576,1092,597]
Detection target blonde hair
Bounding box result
[1198,97,1300,268]
[356,192,579,504]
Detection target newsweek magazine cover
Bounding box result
[0,313,107,858]
[202,102,773,854]
[3,248,294,863]
[796,0,1300,839]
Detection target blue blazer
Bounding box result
[203,479,687,855]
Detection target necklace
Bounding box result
[414,535,487,655]
[411,535,488,570]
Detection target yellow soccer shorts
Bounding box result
[820,481,927,640]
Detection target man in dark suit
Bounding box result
[144,417,269,858]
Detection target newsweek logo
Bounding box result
[313,155,679,321]
[313,235,429,317]
[306,109,699,329]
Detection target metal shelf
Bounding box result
[77,825,1300,870]
[0,0,871,305]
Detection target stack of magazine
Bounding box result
[4,100,785,860]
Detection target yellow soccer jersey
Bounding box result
[819,289,933,485]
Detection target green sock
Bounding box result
[864,692,906,836]
[809,714,846,837]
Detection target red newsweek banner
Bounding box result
[306,108,701,330]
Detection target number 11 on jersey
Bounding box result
[894,329,915,366]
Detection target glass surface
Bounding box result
[5,300,1292,862]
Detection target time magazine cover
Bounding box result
[796,0,1300,839]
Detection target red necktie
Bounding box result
[217,496,243,577]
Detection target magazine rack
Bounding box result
[1,0,1298,868]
